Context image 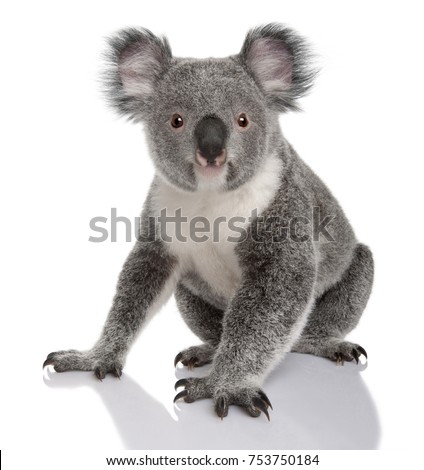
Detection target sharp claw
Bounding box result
[174,390,188,403]
[335,352,344,365]
[94,368,105,381]
[43,352,58,368]
[215,396,228,420]
[253,397,270,421]
[357,346,368,359]
[174,352,183,368]
[43,358,54,369]
[352,349,359,364]
[258,390,273,410]
[113,366,122,379]
[174,378,188,391]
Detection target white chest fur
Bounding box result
[152,154,283,300]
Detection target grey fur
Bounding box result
[237,23,317,112]
[44,24,373,419]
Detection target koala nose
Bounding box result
[194,116,227,165]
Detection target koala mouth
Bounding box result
[195,149,227,173]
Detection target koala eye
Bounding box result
[237,113,249,128]
[171,113,184,128]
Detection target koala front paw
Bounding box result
[43,349,123,380]
[174,377,272,420]
[174,344,216,369]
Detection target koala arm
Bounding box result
[213,241,316,384]
[44,217,178,378]
[92,239,178,361]
[175,237,317,416]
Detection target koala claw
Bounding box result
[42,352,56,369]
[215,396,229,420]
[357,345,368,359]
[334,345,367,365]
[174,378,189,391]
[258,390,273,410]
[229,390,273,421]
[352,349,360,364]
[94,367,106,381]
[252,397,270,421]
[174,352,183,368]
[113,366,123,378]
[174,353,203,370]
[93,363,123,381]
[335,352,345,365]
[174,344,215,369]
[173,389,189,403]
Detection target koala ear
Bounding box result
[238,24,317,112]
[103,27,172,121]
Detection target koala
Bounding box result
[44,24,374,420]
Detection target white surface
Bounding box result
[1,0,424,465]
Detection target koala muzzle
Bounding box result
[194,116,227,166]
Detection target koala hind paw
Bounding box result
[332,342,367,365]
[174,344,215,369]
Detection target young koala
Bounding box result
[44,24,374,420]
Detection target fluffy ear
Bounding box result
[103,27,172,121]
[237,24,317,112]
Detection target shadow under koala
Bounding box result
[44,352,380,450]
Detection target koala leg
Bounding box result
[292,243,374,363]
[174,283,224,368]
[175,245,317,419]
[44,240,177,379]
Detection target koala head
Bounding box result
[104,24,316,192]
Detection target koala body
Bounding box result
[154,151,282,305]
[44,25,374,419]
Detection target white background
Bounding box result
[1,0,424,467]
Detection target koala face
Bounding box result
[147,59,269,191]
[104,25,315,191]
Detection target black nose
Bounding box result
[194,116,227,163]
